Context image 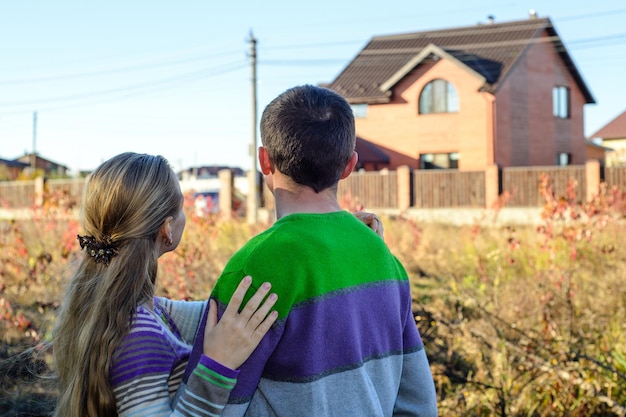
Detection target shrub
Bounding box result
[1,184,625,416]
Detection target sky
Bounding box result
[1,0,625,175]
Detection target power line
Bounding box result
[1,9,623,88]
[558,7,626,21]
[0,52,241,85]
[2,8,625,116]
[0,50,243,85]
[0,62,248,112]
[261,59,347,66]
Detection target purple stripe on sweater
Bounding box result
[231,281,422,396]
[110,313,191,386]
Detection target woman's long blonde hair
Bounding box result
[53,152,183,417]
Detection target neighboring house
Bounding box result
[585,141,612,166]
[15,153,69,177]
[178,165,245,181]
[588,109,626,167]
[324,14,595,171]
[0,158,29,180]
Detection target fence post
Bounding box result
[397,165,411,211]
[35,177,45,207]
[484,164,499,208]
[218,169,234,219]
[585,160,600,202]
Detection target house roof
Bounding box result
[325,16,595,105]
[585,140,614,152]
[589,110,626,140]
[16,153,69,170]
[0,158,29,168]
[355,137,390,164]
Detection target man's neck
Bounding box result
[273,187,342,219]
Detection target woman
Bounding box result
[52,152,279,417]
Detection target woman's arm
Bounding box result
[157,297,206,343]
[113,277,278,416]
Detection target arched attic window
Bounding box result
[418,79,459,114]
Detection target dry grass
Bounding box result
[1,185,626,416]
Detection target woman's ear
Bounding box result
[158,216,174,247]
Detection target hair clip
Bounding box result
[77,235,119,266]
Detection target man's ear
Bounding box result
[258,146,273,175]
[340,151,359,180]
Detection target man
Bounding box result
[188,84,438,416]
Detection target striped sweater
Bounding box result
[187,211,438,417]
[110,298,239,417]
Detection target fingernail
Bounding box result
[269,293,278,301]
[263,282,271,289]
[244,276,252,284]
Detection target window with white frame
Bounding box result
[419,79,459,114]
[351,104,368,118]
[553,86,570,119]
[556,152,571,166]
[419,152,459,169]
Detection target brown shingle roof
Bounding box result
[589,110,626,140]
[326,17,594,104]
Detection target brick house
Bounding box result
[589,110,626,166]
[324,14,595,171]
[0,158,29,180]
[15,153,69,177]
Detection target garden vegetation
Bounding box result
[1,176,625,416]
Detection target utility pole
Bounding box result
[247,31,259,224]
[31,111,37,174]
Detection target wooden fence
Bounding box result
[338,170,398,209]
[604,166,626,190]
[0,181,37,208]
[0,162,621,212]
[413,170,486,208]
[502,166,587,207]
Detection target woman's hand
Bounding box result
[202,276,278,370]
[354,211,384,239]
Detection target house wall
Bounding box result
[585,144,607,164]
[0,164,25,181]
[354,59,493,171]
[495,30,587,167]
[603,138,626,166]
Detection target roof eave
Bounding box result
[378,43,487,93]
[545,23,595,104]
[346,96,391,105]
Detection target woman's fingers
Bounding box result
[247,293,278,337]
[222,275,253,319]
[239,282,273,320]
[205,299,219,331]
[220,276,277,332]
[202,276,278,370]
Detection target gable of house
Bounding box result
[589,110,626,166]
[590,110,626,142]
[326,17,594,105]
